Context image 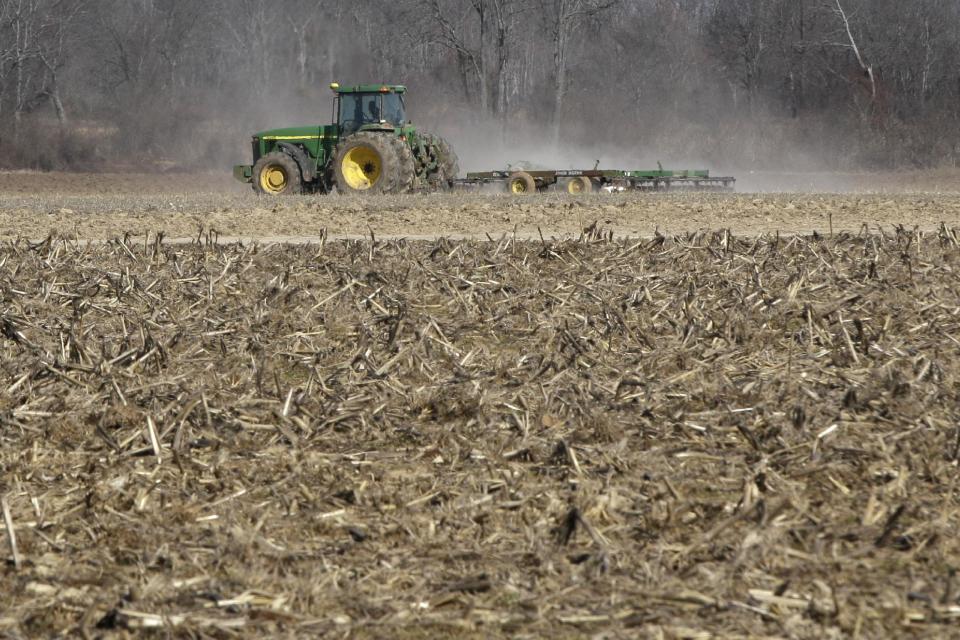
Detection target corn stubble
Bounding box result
[1,226,960,637]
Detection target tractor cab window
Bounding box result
[339,94,374,132]
[338,93,405,132]
[382,93,405,126]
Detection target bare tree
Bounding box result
[539,0,620,143]
[834,0,875,101]
[428,0,489,112]
[0,0,83,128]
[3,0,960,169]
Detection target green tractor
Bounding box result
[234,83,459,195]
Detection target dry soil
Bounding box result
[2,171,960,639]
[1,170,960,242]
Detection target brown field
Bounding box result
[2,172,960,638]
[1,170,960,242]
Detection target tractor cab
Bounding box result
[332,83,407,134]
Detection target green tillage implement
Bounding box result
[458,169,735,194]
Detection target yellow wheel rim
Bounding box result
[341,146,382,190]
[510,178,529,194]
[567,179,584,194]
[259,164,288,194]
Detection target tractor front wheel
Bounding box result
[507,171,536,195]
[333,132,415,194]
[253,152,302,196]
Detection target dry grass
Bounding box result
[2,226,960,638]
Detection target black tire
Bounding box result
[422,133,460,188]
[332,132,415,195]
[507,171,537,195]
[252,151,302,196]
[391,137,417,193]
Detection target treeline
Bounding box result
[2,0,959,171]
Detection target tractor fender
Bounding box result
[276,142,316,182]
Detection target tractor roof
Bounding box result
[330,83,406,94]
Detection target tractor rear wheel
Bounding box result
[333,132,415,194]
[253,152,302,196]
[566,176,594,194]
[507,171,536,195]
[425,133,460,188]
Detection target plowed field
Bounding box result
[1,170,960,241]
[2,172,960,638]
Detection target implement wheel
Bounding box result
[566,176,594,194]
[507,171,536,195]
[253,152,302,196]
[333,132,415,194]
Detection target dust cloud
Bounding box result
[415,97,868,193]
